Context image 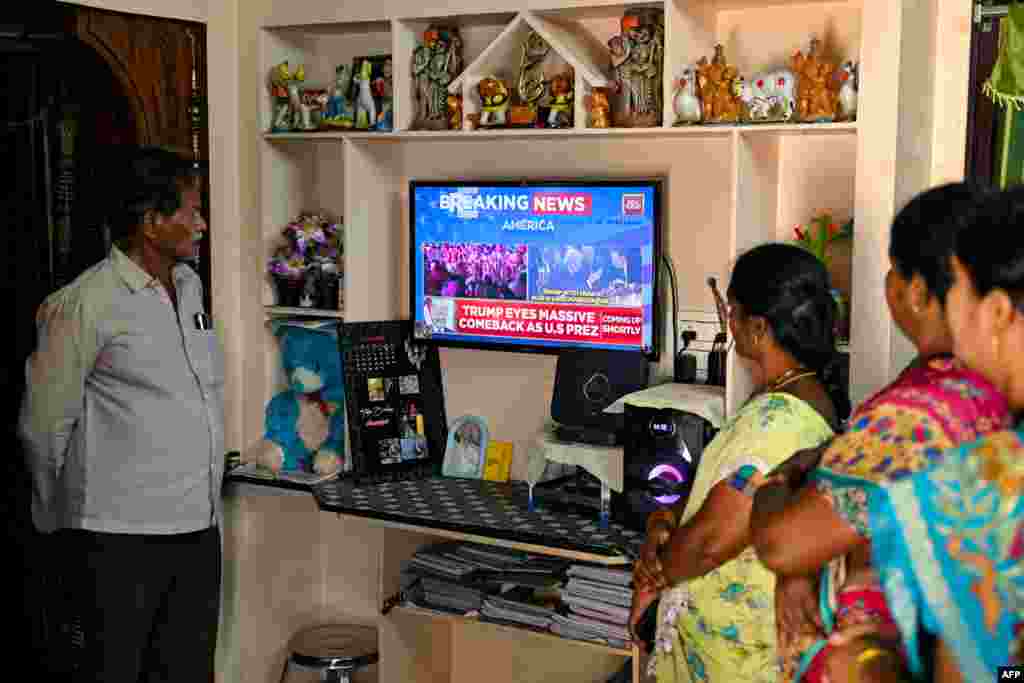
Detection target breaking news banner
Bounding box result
[453,300,644,345]
[1000,666,1024,680]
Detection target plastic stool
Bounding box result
[280,624,379,683]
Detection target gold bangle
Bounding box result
[852,647,894,683]
[647,508,676,532]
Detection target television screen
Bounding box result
[410,179,661,357]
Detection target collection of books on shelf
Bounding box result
[554,564,632,648]
[396,541,633,650]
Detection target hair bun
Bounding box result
[728,243,848,419]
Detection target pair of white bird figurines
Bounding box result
[671,60,858,126]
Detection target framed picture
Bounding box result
[442,415,489,479]
[349,54,393,131]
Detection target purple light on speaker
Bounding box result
[649,464,684,505]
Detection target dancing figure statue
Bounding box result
[608,8,663,127]
[412,25,463,129]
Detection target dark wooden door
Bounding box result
[74,6,201,151]
[966,10,1004,183]
[72,4,211,305]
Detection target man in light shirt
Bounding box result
[19,147,225,682]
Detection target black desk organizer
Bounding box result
[338,320,448,484]
[314,476,643,559]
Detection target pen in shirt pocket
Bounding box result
[194,312,212,331]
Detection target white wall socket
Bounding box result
[676,308,727,382]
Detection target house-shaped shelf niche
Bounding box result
[448,10,613,130]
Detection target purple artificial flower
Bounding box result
[271,213,343,277]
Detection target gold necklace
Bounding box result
[764,367,816,393]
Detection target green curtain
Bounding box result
[985,3,1024,186]
[995,106,1024,187]
[985,2,1024,111]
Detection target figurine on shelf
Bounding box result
[298,88,328,131]
[373,58,394,131]
[734,68,796,123]
[323,64,355,130]
[269,61,305,132]
[672,66,702,125]
[608,8,664,127]
[837,60,859,122]
[268,63,289,132]
[447,92,463,130]
[546,71,574,128]
[609,35,628,79]
[477,76,510,127]
[412,43,432,123]
[791,37,839,122]
[510,31,550,127]
[412,25,463,130]
[287,81,305,130]
[352,58,377,129]
[346,55,392,131]
[696,44,741,124]
[588,86,612,129]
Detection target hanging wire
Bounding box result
[661,253,679,365]
[187,27,201,167]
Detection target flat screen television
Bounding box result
[410,178,662,358]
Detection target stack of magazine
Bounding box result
[398,543,636,649]
[400,542,566,624]
[479,595,558,631]
[552,564,633,649]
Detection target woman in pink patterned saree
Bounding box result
[750,183,1014,683]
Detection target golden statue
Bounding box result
[446,93,463,131]
[513,31,550,125]
[589,87,612,129]
[695,45,741,123]
[791,37,839,122]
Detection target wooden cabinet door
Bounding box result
[73,5,211,307]
[74,5,202,152]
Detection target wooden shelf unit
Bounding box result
[237,1,875,681]
[263,121,856,141]
[254,0,862,417]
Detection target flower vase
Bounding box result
[316,273,340,310]
[273,275,305,308]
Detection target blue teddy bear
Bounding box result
[249,322,347,476]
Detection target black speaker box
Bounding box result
[614,404,717,531]
[550,348,649,445]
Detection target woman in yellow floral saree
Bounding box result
[629,243,846,682]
